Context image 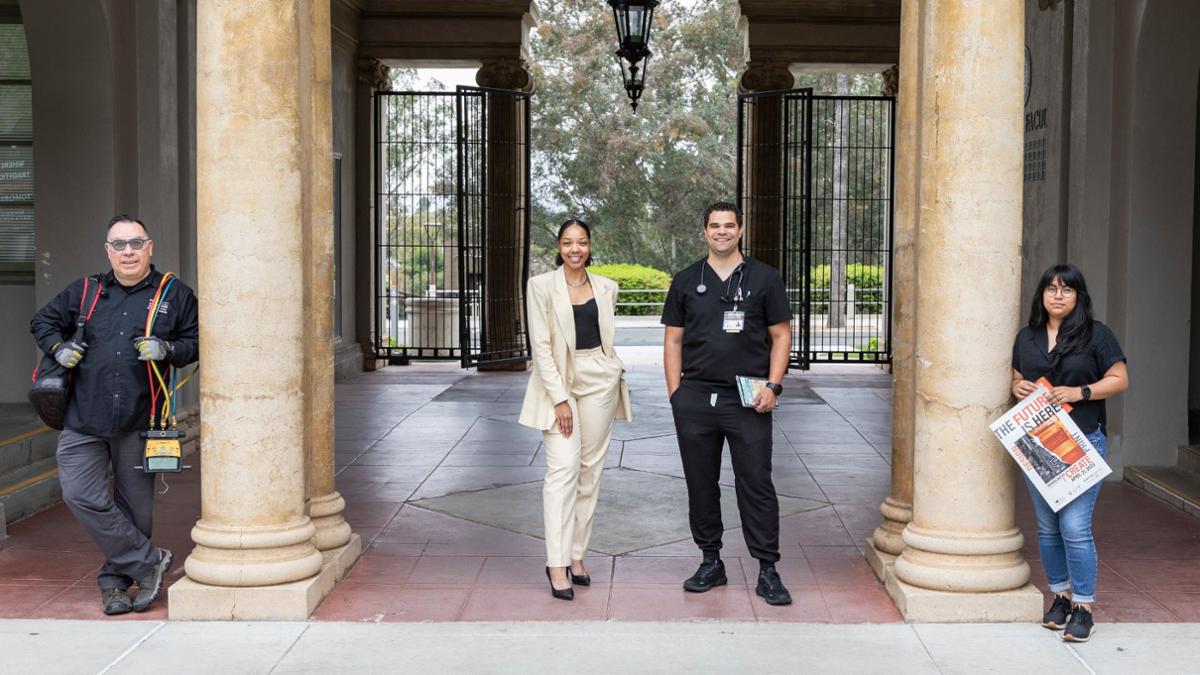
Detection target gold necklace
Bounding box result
[565,273,590,288]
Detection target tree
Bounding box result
[529,0,743,273]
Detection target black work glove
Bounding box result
[133,336,172,362]
[54,341,87,368]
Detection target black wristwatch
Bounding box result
[1080,384,1091,402]
[766,381,783,396]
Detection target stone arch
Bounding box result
[1121,0,1200,465]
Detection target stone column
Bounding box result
[355,58,389,371]
[171,0,337,620]
[304,0,355,560]
[476,58,532,371]
[738,61,794,272]
[887,0,1041,621]
[866,0,919,579]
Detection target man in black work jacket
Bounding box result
[30,215,198,616]
[661,201,794,606]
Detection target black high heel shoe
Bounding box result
[545,566,574,601]
[568,567,591,586]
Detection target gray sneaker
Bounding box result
[101,587,132,615]
[132,548,173,612]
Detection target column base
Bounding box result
[884,573,1042,622]
[169,533,361,620]
[310,491,353,551]
[872,496,911,556]
[864,538,898,582]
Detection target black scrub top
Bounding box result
[1011,320,1126,436]
[661,256,792,389]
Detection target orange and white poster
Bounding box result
[990,378,1111,512]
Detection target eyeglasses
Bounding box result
[106,238,150,251]
[1043,285,1076,297]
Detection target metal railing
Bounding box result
[614,287,886,316]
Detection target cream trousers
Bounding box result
[543,347,622,567]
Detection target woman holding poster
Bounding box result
[1011,263,1129,642]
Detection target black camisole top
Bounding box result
[572,298,602,350]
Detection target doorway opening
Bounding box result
[373,84,532,368]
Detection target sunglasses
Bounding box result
[106,238,150,251]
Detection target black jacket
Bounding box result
[30,266,199,436]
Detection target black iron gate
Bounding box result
[738,90,895,369]
[457,86,532,368]
[374,87,531,367]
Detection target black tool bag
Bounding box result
[29,275,102,430]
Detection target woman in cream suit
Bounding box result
[519,218,632,601]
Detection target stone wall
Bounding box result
[0,284,34,403]
[1021,0,1069,305]
[332,22,360,377]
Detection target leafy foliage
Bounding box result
[529,0,742,274]
[810,263,885,314]
[590,263,672,316]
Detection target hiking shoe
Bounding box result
[101,588,132,616]
[683,559,728,593]
[755,566,793,606]
[1042,594,1073,630]
[132,548,173,612]
[1063,604,1095,642]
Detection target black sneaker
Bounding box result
[682,559,728,593]
[1042,594,1073,629]
[101,588,132,616]
[132,548,173,612]
[756,566,793,606]
[1063,604,1095,642]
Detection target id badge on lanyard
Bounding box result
[723,310,745,333]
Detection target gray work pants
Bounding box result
[56,429,158,589]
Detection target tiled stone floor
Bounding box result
[1,347,1197,622]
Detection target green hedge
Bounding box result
[809,263,884,314]
[589,263,672,316]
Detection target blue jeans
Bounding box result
[1024,427,1107,604]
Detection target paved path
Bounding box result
[1,347,1197,626]
[3,619,1198,674]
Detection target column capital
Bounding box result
[476,57,533,92]
[356,57,390,90]
[738,60,794,93]
[881,64,898,97]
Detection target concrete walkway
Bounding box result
[4,619,1198,674]
[1,345,1198,627]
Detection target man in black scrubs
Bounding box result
[661,201,793,605]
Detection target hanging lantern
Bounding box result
[608,0,658,112]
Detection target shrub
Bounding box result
[589,263,673,316]
[808,263,885,314]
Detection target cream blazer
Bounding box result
[518,266,633,430]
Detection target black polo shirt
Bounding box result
[30,266,199,436]
[661,256,792,389]
[1011,320,1126,436]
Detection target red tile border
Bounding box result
[5,366,1199,626]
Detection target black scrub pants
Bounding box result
[670,382,780,562]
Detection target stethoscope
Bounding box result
[697,261,747,306]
